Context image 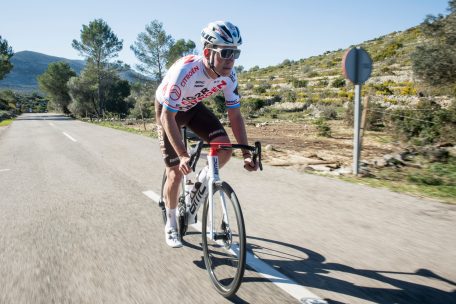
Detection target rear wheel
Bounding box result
[201,181,246,298]
[159,170,167,225]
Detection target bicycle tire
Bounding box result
[159,170,167,225]
[201,181,246,298]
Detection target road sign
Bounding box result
[341,47,373,175]
[342,47,372,85]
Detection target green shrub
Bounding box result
[290,78,308,88]
[384,99,456,145]
[371,82,394,95]
[280,88,297,103]
[313,118,332,137]
[399,82,417,96]
[318,78,329,86]
[331,77,346,88]
[344,100,386,131]
[241,98,265,116]
[373,41,403,61]
[253,86,266,94]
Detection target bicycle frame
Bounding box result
[181,141,230,241]
[206,143,230,242]
[178,127,262,241]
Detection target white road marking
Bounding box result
[49,122,55,127]
[142,190,327,304]
[0,169,11,172]
[143,190,161,203]
[62,132,77,142]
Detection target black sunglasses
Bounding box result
[211,48,241,59]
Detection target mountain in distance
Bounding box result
[0,51,150,92]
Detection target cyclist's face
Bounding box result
[212,46,238,77]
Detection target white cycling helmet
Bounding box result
[201,21,242,47]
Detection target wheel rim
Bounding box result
[202,186,245,295]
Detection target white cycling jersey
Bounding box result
[155,55,240,112]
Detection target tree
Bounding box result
[72,19,123,115]
[166,39,196,68]
[67,70,98,117]
[67,63,131,117]
[127,82,156,129]
[411,0,456,91]
[131,20,174,81]
[235,65,244,74]
[37,62,76,113]
[0,36,14,80]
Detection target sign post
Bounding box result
[342,47,372,175]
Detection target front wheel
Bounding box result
[201,181,246,298]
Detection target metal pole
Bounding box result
[353,84,362,175]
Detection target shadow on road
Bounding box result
[185,232,455,304]
[245,235,455,304]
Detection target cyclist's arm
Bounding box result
[227,107,252,157]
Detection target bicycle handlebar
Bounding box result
[188,140,263,172]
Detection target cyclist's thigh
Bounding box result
[186,103,228,143]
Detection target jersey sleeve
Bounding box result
[223,69,241,109]
[157,62,188,112]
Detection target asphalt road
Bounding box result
[0,113,455,304]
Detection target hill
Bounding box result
[0,51,148,92]
[237,26,454,111]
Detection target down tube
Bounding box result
[207,154,220,240]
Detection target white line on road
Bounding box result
[49,122,55,127]
[0,169,11,172]
[62,132,77,142]
[142,189,327,304]
[143,190,161,203]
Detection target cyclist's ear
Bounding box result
[203,48,211,59]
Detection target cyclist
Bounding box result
[155,21,258,248]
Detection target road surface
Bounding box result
[0,113,455,304]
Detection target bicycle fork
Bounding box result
[207,149,230,243]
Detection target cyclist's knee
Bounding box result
[211,136,231,167]
[166,166,183,184]
[219,149,231,166]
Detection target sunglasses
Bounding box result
[211,48,241,59]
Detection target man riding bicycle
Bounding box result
[155,21,258,248]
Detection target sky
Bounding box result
[1,0,451,71]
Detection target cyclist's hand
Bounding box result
[179,155,191,175]
[243,155,258,171]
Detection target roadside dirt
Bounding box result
[133,119,396,173]
[229,120,396,173]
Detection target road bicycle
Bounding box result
[158,127,262,297]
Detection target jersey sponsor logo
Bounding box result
[169,85,181,101]
[225,99,239,107]
[195,81,204,87]
[181,80,227,104]
[180,65,199,87]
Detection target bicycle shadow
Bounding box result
[185,232,456,304]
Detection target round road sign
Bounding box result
[342,47,372,84]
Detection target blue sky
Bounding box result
[1,0,451,70]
